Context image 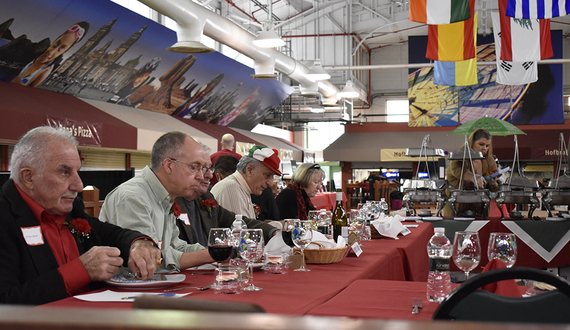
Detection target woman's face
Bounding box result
[472,137,491,157]
[37,33,76,64]
[303,172,323,198]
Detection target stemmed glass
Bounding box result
[349,210,366,244]
[238,229,264,291]
[452,231,481,280]
[282,219,297,253]
[208,228,233,268]
[487,232,517,268]
[292,219,313,272]
[308,210,319,231]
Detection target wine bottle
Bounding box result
[332,192,348,242]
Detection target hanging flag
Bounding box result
[499,0,553,62]
[426,0,475,61]
[433,59,478,86]
[506,0,570,19]
[491,11,538,85]
[409,0,471,24]
[434,13,478,86]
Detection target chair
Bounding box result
[133,295,266,313]
[432,267,570,324]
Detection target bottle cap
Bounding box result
[434,227,445,234]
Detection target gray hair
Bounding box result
[236,155,261,173]
[10,126,78,184]
[151,131,188,171]
[198,141,212,157]
[292,163,326,188]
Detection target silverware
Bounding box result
[412,297,421,314]
[164,284,212,292]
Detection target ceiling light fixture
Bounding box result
[252,28,285,48]
[337,80,359,99]
[306,60,331,81]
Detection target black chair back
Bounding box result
[433,267,570,323]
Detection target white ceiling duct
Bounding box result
[138,0,339,100]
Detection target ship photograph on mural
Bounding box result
[0,0,293,130]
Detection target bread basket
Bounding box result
[293,241,347,264]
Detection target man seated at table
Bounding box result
[0,126,161,305]
[210,146,281,220]
[100,131,214,272]
[212,154,279,221]
[176,146,279,246]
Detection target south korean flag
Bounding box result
[492,12,538,85]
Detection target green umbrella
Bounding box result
[449,116,526,136]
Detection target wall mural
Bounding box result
[407,32,563,127]
[0,0,294,131]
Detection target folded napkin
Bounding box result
[481,259,522,297]
[370,214,406,239]
[265,234,292,255]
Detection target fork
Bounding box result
[164,284,212,292]
[411,297,421,314]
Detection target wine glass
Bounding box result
[452,231,481,280]
[282,219,297,253]
[208,228,233,268]
[308,210,320,230]
[292,219,313,272]
[349,210,365,245]
[238,229,264,291]
[487,232,517,268]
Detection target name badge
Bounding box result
[21,226,44,246]
[179,213,190,225]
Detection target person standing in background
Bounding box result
[209,134,242,186]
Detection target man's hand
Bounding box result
[128,239,162,280]
[79,246,123,282]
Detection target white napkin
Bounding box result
[307,231,337,249]
[265,234,291,254]
[371,215,406,239]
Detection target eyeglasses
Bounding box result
[169,158,214,174]
[311,164,321,169]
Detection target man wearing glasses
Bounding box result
[100,131,214,272]
[211,146,281,220]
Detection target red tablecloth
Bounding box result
[310,192,347,212]
[41,224,433,314]
[307,279,440,320]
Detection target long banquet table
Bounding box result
[41,223,434,315]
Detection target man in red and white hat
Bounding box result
[211,145,281,219]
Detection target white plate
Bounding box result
[105,274,186,289]
[422,216,443,221]
[454,217,475,221]
[546,217,567,221]
[405,216,422,221]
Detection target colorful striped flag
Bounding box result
[433,13,478,86]
[499,0,553,62]
[506,0,570,19]
[426,0,475,61]
[491,11,538,85]
[409,0,471,24]
[433,59,478,86]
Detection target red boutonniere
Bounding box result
[253,203,261,218]
[170,201,181,218]
[199,198,217,217]
[64,218,91,243]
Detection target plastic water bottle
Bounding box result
[230,214,247,259]
[379,198,389,215]
[426,227,452,302]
